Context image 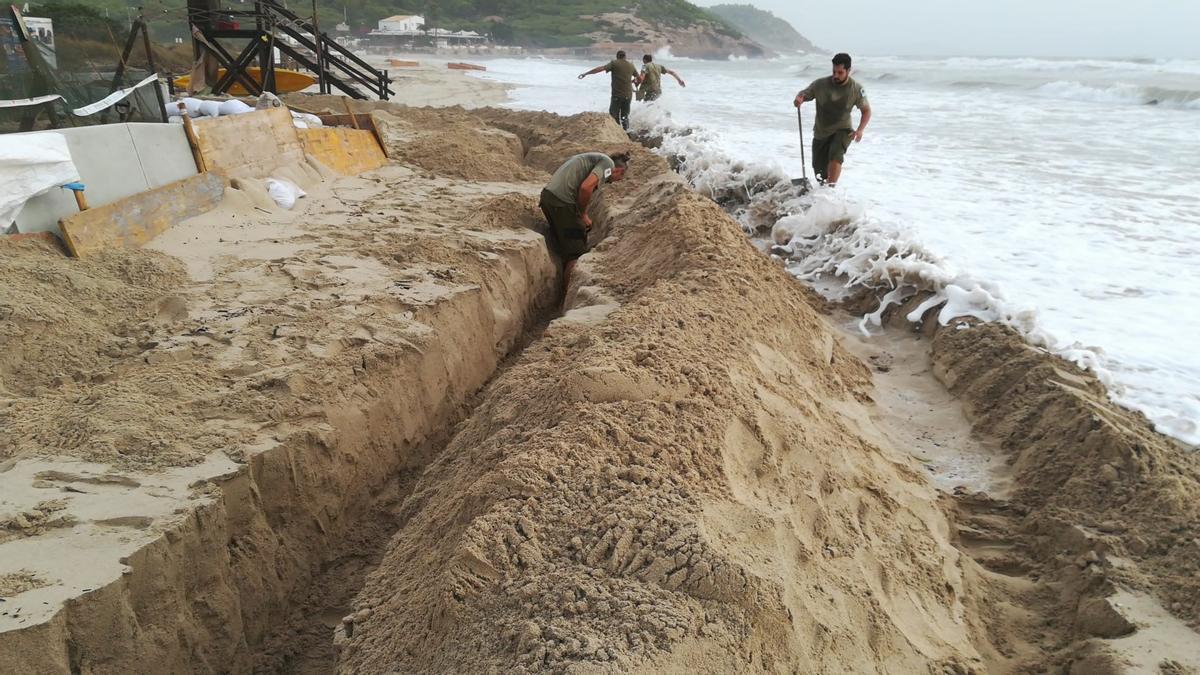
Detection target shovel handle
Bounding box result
[797,106,807,180]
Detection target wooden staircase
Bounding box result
[187,0,393,100]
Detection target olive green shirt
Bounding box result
[546,153,616,206]
[606,58,638,99]
[639,63,665,95]
[800,75,869,139]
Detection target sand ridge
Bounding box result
[335,121,992,673]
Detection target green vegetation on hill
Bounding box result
[706,3,819,53]
[20,0,745,53]
[331,0,743,47]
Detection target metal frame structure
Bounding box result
[111,13,169,123]
[186,0,393,100]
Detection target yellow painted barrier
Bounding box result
[59,172,226,257]
[193,107,305,178]
[298,127,387,176]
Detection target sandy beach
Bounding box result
[359,57,511,108]
[2,62,1199,674]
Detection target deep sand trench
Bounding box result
[3,105,1200,675]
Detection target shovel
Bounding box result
[791,106,811,191]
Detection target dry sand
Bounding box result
[358,58,511,109]
[2,67,1200,674]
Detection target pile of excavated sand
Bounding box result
[932,321,1200,627]
[0,241,214,469]
[372,107,546,182]
[333,105,1200,674]
[0,571,46,598]
[472,108,633,173]
[335,152,991,672]
[0,242,186,400]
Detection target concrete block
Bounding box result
[13,123,196,235]
[128,124,197,189]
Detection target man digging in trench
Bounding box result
[538,151,631,304]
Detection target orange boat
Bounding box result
[172,67,317,95]
[447,62,486,72]
[388,59,420,67]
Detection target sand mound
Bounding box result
[464,193,546,235]
[300,100,636,181]
[0,571,47,598]
[474,109,635,173]
[337,173,988,673]
[0,238,186,399]
[473,109,630,150]
[0,239,270,468]
[368,103,638,177]
[372,108,544,182]
[932,320,1200,630]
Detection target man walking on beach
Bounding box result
[538,151,631,302]
[579,51,639,130]
[637,54,685,102]
[793,52,871,186]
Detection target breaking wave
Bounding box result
[1032,80,1200,108]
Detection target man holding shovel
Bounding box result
[793,52,871,187]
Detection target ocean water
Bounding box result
[469,53,1200,447]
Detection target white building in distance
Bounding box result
[376,14,424,33]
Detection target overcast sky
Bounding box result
[696,0,1200,59]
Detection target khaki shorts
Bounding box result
[538,189,588,260]
[812,130,854,179]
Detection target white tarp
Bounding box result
[0,132,80,228]
[0,73,158,117]
[71,74,158,117]
[0,94,63,110]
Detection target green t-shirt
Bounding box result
[800,75,869,139]
[546,153,616,206]
[639,63,665,94]
[606,58,638,99]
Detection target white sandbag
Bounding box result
[265,178,306,210]
[198,99,222,118]
[291,111,323,128]
[218,99,254,116]
[181,97,202,116]
[256,92,284,110]
[0,132,81,226]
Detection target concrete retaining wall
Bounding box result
[13,123,197,235]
